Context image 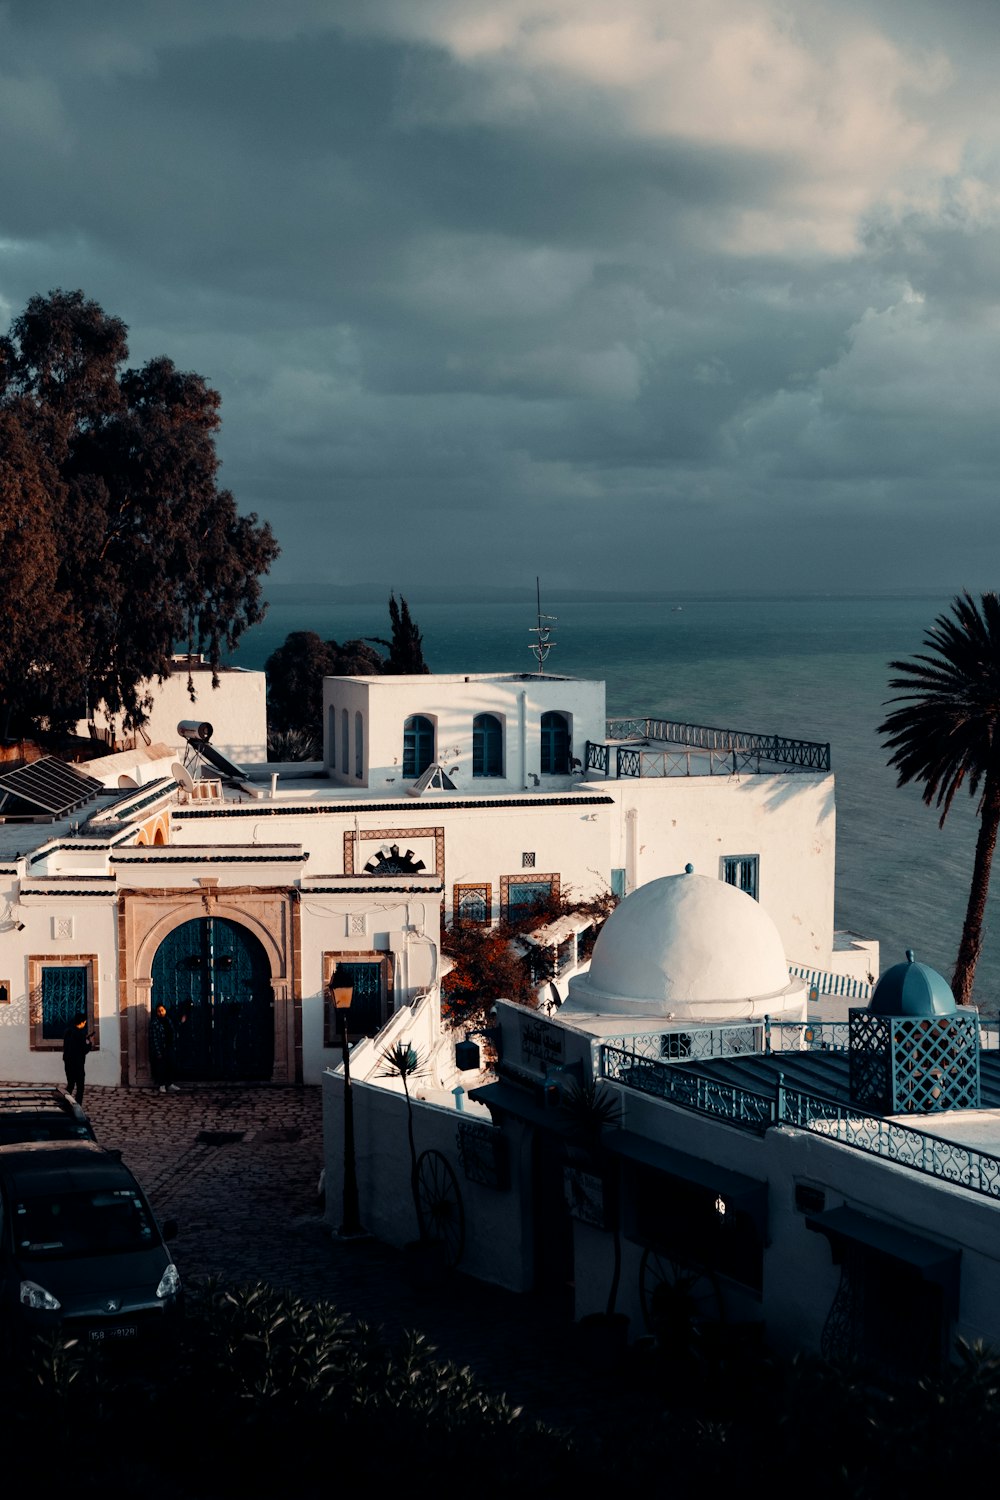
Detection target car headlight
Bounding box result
[155,1263,181,1299]
[20,1280,61,1311]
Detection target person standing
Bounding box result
[150,1002,178,1092]
[62,1012,93,1104]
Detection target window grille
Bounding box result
[722,854,759,901]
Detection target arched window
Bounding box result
[328,706,337,770]
[473,713,503,777]
[355,711,364,779]
[540,711,570,775]
[403,715,435,778]
[341,709,349,774]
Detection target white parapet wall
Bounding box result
[322,993,530,1287]
[79,660,267,764]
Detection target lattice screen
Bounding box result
[849,1009,980,1114]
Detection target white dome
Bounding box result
[564,870,805,1021]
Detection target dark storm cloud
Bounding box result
[2,0,1000,593]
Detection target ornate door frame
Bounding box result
[118,885,301,1086]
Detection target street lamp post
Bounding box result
[331,970,363,1238]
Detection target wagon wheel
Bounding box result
[639,1248,724,1338]
[415,1150,465,1267]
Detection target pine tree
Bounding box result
[382,594,429,675]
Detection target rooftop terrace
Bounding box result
[586,718,832,778]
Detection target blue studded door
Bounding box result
[151,918,274,1081]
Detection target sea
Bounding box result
[226,591,997,1009]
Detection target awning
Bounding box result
[806,1205,960,1309]
[519,913,593,948]
[604,1128,768,1235]
[467,1079,578,1140]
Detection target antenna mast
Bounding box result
[529,577,557,675]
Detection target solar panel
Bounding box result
[188,737,248,781]
[0,757,104,815]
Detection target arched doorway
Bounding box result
[150,917,274,1081]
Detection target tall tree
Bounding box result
[879,591,1000,1007]
[0,290,278,735]
[265,631,385,743]
[265,598,429,747]
[372,593,429,675]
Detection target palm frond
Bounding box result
[878,591,1000,825]
[378,1040,423,1080]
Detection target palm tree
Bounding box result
[879,591,1000,1008]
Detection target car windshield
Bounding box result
[0,1122,89,1144]
[15,1188,156,1257]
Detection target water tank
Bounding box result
[177,720,213,742]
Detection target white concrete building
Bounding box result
[323,872,1000,1373]
[319,671,838,973]
[0,665,859,1091]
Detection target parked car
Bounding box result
[0,1088,95,1146]
[0,1140,181,1351]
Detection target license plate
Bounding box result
[89,1323,137,1341]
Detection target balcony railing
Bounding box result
[602,1043,775,1134]
[599,1038,1000,1202]
[602,1018,851,1061]
[587,719,831,777]
[790,964,872,1002]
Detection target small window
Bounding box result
[472,714,503,777]
[611,868,627,899]
[328,705,337,770]
[501,873,559,920]
[795,1183,826,1215]
[28,956,98,1052]
[454,883,491,923]
[540,712,570,775]
[341,709,349,775]
[403,715,435,779]
[723,855,759,902]
[354,711,364,779]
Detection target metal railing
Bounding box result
[602,1019,850,1061]
[596,718,831,774]
[781,1085,1000,1202]
[599,1041,1000,1202]
[602,1043,775,1134]
[603,1024,762,1061]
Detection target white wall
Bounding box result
[81,663,267,764]
[323,673,606,793]
[298,892,442,1083]
[0,889,120,1088]
[167,783,617,922]
[604,773,835,967]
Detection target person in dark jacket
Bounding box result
[149,1003,178,1092]
[62,1012,93,1104]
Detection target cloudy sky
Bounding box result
[3,0,1000,593]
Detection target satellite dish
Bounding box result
[117,774,139,790]
[171,763,196,792]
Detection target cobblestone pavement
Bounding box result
[63,1083,651,1438]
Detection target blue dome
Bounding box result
[869,950,956,1018]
